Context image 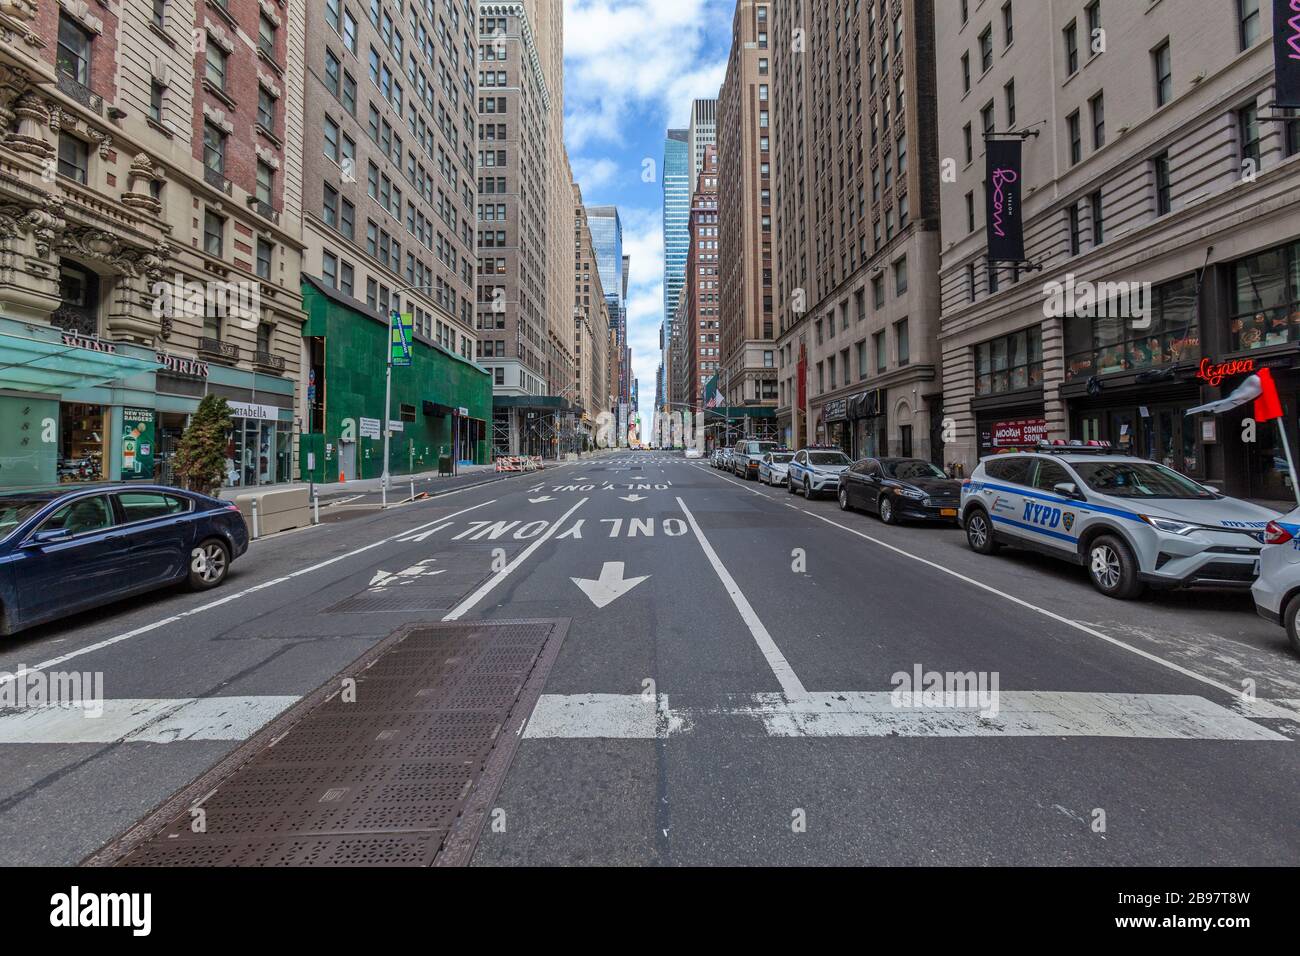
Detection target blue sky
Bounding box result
[563,0,733,426]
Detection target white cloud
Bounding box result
[569,156,621,192]
[563,0,729,151]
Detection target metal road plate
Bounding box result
[96,620,568,867]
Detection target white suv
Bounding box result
[960,446,1278,599]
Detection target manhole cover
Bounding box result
[89,620,568,867]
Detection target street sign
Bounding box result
[390,311,413,367]
[359,417,381,439]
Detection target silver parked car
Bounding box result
[757,450,795,486]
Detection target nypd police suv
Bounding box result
[960,441,1278,599]
[1250,508,1300,653]
[787,447,854,499]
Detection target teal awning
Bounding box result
[0,331,162,393]
[704,406,776,420]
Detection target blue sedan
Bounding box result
[0,485,249,636]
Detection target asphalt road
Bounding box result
[0,451,1296,866]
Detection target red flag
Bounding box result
[1254,366,1284,422]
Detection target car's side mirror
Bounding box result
[25,528,68,546]
[1053,482,1083,500]
[1201,483,1223,498]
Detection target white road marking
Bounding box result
[523,691,1287,741]
[442,497,589,621]
[528,496,554,503]
[675,496,807,698]
[570,561,650,609]
[0,696,298,744]
[620,494,646,502]
[0,497,499,686]
[368,559,445,590]
[692,464,1268,704]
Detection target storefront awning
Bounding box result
[0,331,162,393]
[704,406,776,420]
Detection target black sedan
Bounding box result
[0,485,249,636]
[837,458,962,524]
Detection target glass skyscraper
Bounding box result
[662,130,690,406]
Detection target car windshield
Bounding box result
[884,460,947,481]
[0,498,49,543]
[770,453,794,463]
[1071,461,1216,499]
[809,452,852,466]
[746,442,777,454]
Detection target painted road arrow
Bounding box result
[368,560,445,590]
[619,494,646,502]
[570,561,650,609]
[529,496,554,503]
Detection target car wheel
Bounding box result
[787,477,796,494]
[189,538,231,590]
[1285,595,1300,655]
[878,495,897,525]
[965,507,999,555]
[1087,534,1144,600]
[803,478,813,499]
[838,486,852,512]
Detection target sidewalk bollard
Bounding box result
[250,497,260,540]
[410,479,414,501]
[312,488,320,525]
[381,477,387,510]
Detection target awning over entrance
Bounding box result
[0,331,162,393]
[492,395,577,413]
[704,406,776,420]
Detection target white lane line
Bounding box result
[523,691,1288,741]
[0,498,499,686]
[691,464,1259,704]
[0,696,298,744]
[675,496,806,698]
[442,497,589,621]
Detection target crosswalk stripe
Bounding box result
[523,691,1290,741]
[0,696,298,744]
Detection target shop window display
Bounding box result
[1230,240,1300,351]
[59,403,106,482]
[1064,274,1198,380]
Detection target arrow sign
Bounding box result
[619,494,646,502]
[368,560,445,590]
[529,496,553,503]
[570,561,650,609]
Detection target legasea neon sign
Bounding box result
[1196,357,1255,387]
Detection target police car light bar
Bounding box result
[1036,439,1116,455]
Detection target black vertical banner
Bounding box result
[985,138,1024,262]
[1276,0,1300,108]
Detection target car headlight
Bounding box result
[899,487,927,500]
[1140,514,1198,535]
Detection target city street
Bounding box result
[1,451,1296,866]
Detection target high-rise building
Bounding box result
[585,204,626,408]
[662,128,690,407]
[770,0,942,459]
[473,1,575,458]
[717,0,777,438]
[0,0,306,489]
[573,181,609,445]
[686,144,720,410]
[688,98,718,178]
[935,0,1300,500]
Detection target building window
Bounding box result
[1238,0,1261,50]
[1089,92,1105,149]
[149,82,164,123]
[1065,274,1198,380]
[203,210,225,257]
[1067,111,1081,165]
[872,274,885,308]
[258,86,276,129]
[204,38,227,90]
[1239,104,1261,169]
[324,117,340,162]
[255,238,273,279]
[203,121,225,174]
[961,52,970,93]
[57,134,89,184]
[966,191,975,233]
[153,0,167,29]
[976,327,1043,396]
[967,262,977,302]
[981,102,995,139]
[1063,20,1078,75]
[322,250,337,287]
[1090,190,1104,245]
[963,123,973,164]
[258,14,276,58]
[1002,2,1014,46]
[1154,152,1172,216]
[1004,80,1016,128]
[1230,239,1300,351]
[874,330,887,373]
[1068,203,1081,256]
[255,161,273,205]
[1153,40,1172,107]
[1285,109,1300,158]
[1086,2,1102,50]
[896,319,910,366]
[894,257,908,295]
[979,26,993,72]
[56,14,92,86]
